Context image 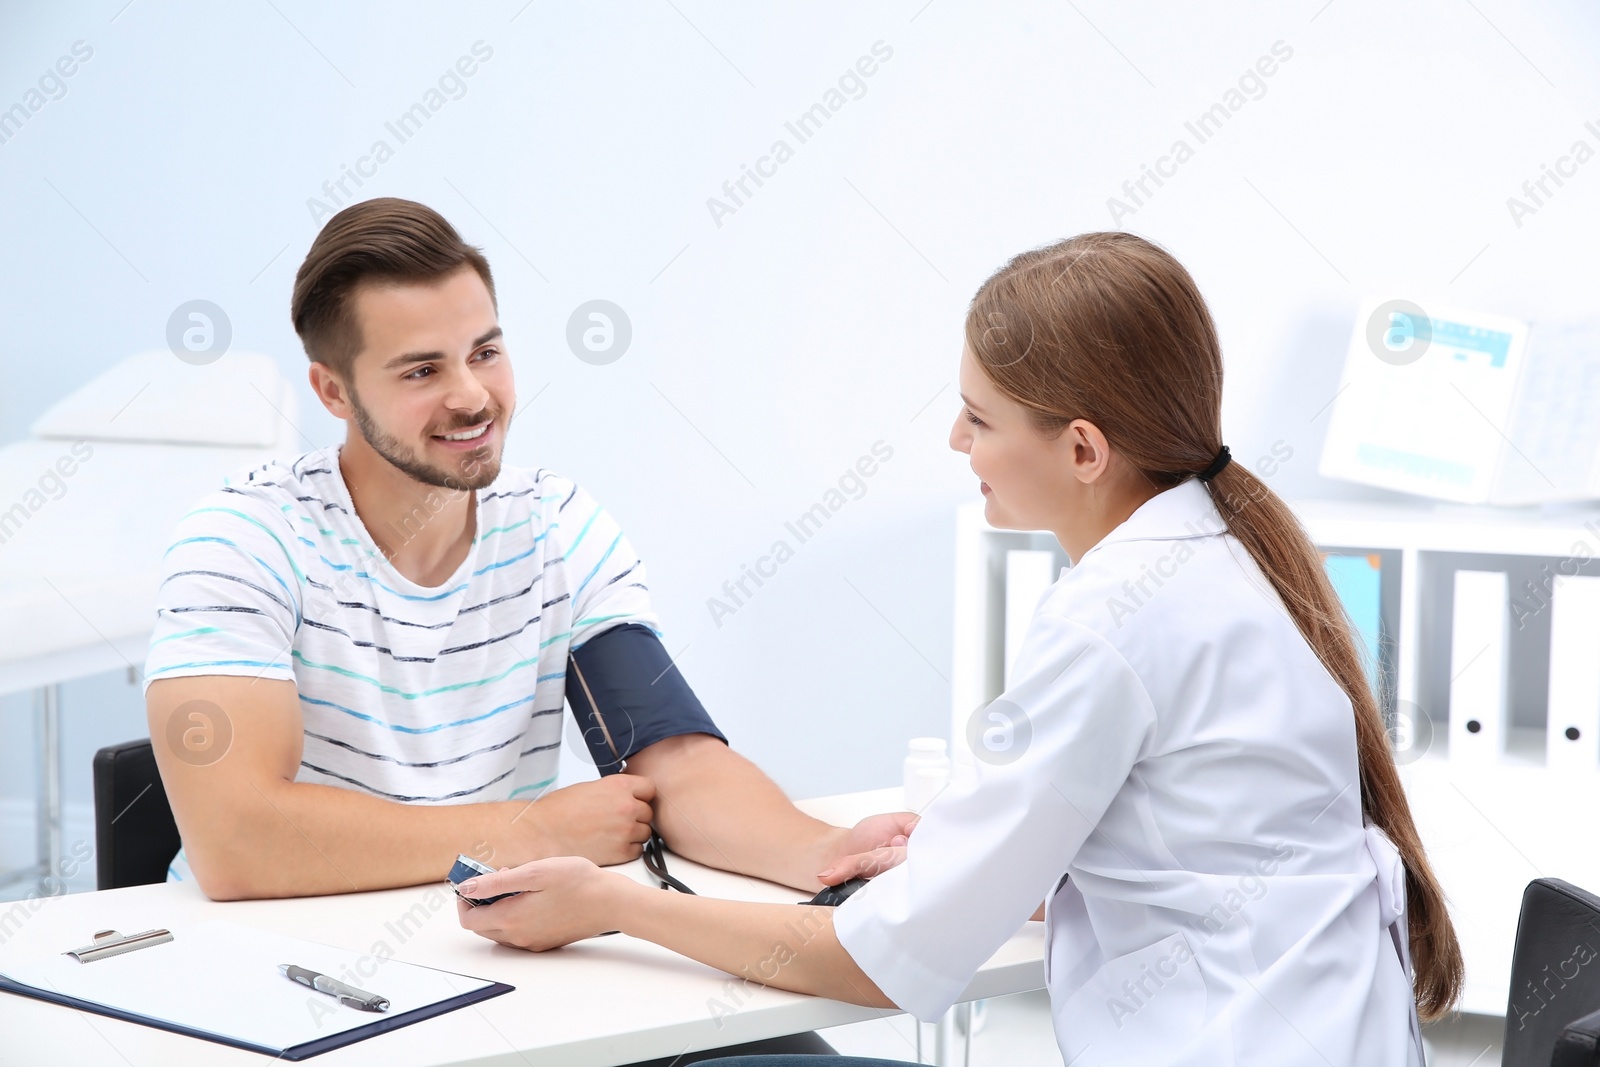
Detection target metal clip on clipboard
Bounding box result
[64,928,173,963]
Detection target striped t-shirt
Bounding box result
[143,444,657,805]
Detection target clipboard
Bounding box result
[0,919,513,1060]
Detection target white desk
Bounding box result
[0,789,1045,1065]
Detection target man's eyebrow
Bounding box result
[383,326,503,370]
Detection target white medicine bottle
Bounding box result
[903,737,950,812]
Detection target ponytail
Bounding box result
[1205,461,1462,1019]
[966,231,1462,1020]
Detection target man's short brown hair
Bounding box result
[291,198,496,379]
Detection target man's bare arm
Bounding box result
[147,675,655,900]
[627,734,915,893]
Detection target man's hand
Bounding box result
[815,811,919,886]
[150,673,665,899]
[457,857,636,951]
[511,774,656,867]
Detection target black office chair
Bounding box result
[91,739,181,890]
[1502,878,1600,1066]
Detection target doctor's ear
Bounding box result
[1059,419,1115,485]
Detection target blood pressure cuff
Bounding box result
[566,624,727,774]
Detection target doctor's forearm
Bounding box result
[606,879,895,1008]
[629,735,842,890]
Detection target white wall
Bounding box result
[1,0,1597,829]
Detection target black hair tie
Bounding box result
[1197,445,1231,482]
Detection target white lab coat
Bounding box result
[835,479,1423,1066]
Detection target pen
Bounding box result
[278,963,391,1012]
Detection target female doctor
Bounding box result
[455,231,1462,1066]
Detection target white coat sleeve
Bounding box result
[833,609,1156,1021]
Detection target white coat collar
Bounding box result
[1079,478,1227,561]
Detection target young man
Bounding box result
[144,198,911,908]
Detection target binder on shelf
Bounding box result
[1448,570,1510,764]
[0,919,513,1060]
[1004,549,1057,687]
[1323,552,1384,698]
[1547,574,1600,772]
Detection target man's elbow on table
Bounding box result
[185,851,264,903]
[160,782,308,902]
[153,790,303,902]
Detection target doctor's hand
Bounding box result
[455,857,633,951]
[815,812,919,886]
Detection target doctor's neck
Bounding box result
[1051,446,1162,565]
[1012,408,1162,564]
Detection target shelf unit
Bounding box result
[950,495,1600,1016]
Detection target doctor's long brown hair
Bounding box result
[966,232,1462,1021]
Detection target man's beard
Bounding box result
[348,388,502,492]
